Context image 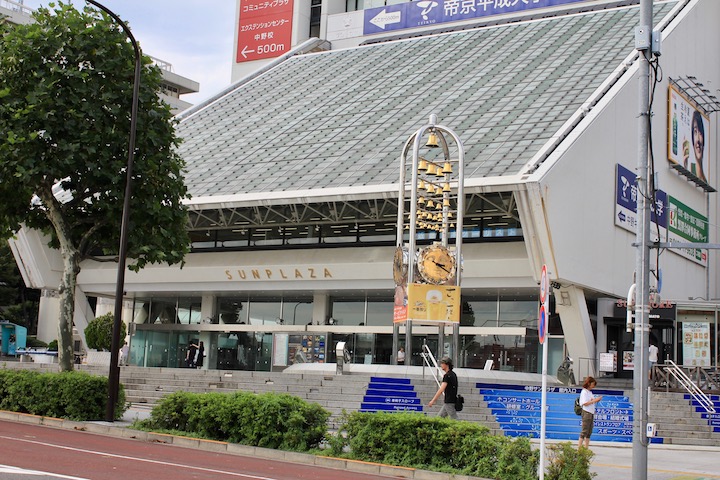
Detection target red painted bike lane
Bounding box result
[0,420,403,480]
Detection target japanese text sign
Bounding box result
[237,0,293,63]
[363,0,594,36]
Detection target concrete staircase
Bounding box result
[2,361,718,445]
[119,366,500,431]
[648,391,720,446]
[477,383,639,443]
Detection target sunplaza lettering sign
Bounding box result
[363,0,597,35]
[225,267,333,280]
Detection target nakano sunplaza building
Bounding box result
[9,0,720,379]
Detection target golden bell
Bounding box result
[443,198,450,207]
[435,166,445,178]
[443,182,451,192]
[418,159,428,171]
[442,162,453,174]
[418,196,425,205]
[426,163,436,176]
[427,199,435,208]
[425,182,434,193]
[426,132,439,148]
[418,179,425,190]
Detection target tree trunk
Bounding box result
[57,251,79,371]
[37,186,80,372]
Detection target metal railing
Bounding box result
[0,0,33,16]
[148,55,173,72]
[421,344,442,388]
[656,360,716,413]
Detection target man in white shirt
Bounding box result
[648,343,659,380]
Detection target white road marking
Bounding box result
[0,465,88,479]
[0,435,277,480]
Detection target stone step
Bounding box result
[660,436,720,447]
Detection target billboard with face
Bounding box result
[668,85,711,186]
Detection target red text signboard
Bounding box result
[236,0,294,63]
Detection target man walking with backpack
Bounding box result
[428,357,459,419]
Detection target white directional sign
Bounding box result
[369,9,402,30]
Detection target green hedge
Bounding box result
[0,369,126,420]
[545,442,596,480]
[330,411,539,479]
[137,391,330,451]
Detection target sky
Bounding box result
[21,0,238,105]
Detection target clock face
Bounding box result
[393,246,408,285]
[418,245,455,285]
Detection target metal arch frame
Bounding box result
[394,114,466,368]
[402,115,465,285]
[185,192,517,232]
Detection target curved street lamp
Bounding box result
[84,0,141,422]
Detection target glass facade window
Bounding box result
[177,297,202,324]
[460,333,537,372]
[330,299,366,325]
[366,300,392,326]
[148,298,177,324]
[133,297,202,325]
[188,193,522,253]
[127,293,544,373]
[217,297,248,324]
[248,298,283,325]
[461,296,538,327]
[310,0,321,37]
[282,300,313,326]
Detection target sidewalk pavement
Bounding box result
[582,441,720,480]
[3,405,720,480]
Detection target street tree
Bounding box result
[0,3,190,370]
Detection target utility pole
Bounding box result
[633,0,652,478]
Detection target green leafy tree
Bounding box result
[0,3,190,370]
[0,242,40,330]
[0,242,21,307]
[85,313,126,351]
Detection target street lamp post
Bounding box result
[292,301,309,325]
[84,0,141,422]
[633,0,652,476]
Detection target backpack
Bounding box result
[574,396,582,415]
[455,394,464,412]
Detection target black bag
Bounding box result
[455,394,464,412]
[574,396,582,415]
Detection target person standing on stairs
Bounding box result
[428,357,458,420]
[578,376,602,449]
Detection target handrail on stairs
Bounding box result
[421,344,443,388]
[662,359,716,413]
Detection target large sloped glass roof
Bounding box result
[177,2,675,199]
